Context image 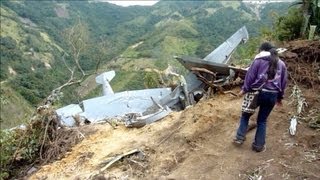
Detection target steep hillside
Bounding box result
[0,1,152,128]
[0,5,64,80]
[101,1,292,91]
[0,0,291,129]
[0,82,34,129]
[29,87,320,180]
[27,40,320,180]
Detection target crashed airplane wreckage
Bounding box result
[56,26,249,128]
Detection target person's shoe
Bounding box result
[252,144,266,152]
[233,138,244,146]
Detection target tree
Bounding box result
[274,8,304,41]
[63,19,89,77]
[44,20,91,105]
[291,0,320,37]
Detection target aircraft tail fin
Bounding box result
[95,71,116,96]
[204,26,249,64]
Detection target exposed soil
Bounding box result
[28,90,319,180]
[28,40,320,180]
[281,40,320,89]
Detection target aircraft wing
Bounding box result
[204,26,249,64]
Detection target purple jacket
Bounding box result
[242,51,288,100]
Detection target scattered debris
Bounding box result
[124,106,172,128]
[289,116,297,136]
[289,84,308,115]
[304,150,319,163]
[27,167,37,175]
[244,159,274,180]
[282,40,320,130]
[287,84,308,135]
[56,26,250,128]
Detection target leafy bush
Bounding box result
[0,36,16,49]
[0,107,83,179]
[0,127,40,179]
[274,8,304,41]
[143,72,160,88]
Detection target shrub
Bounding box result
[274,8,303,41]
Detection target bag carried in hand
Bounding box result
[241,91,259,114]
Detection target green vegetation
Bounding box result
[269,0,319,41]
[233,37,263,66]
[274,8,304,41]
[1,1,305,178]
[110,71,146,92]
[0,83,34,130]
[0,0,293,130]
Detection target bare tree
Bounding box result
[43,20,91,106]
[93,36,109,74]
[64,19,89,77]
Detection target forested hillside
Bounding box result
[0,0,291,129]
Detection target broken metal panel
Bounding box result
[159,86,183,109]
[185,72,203,92]
[145,106,172,124]
[204,26,249,64]
[176,56,247,79]
[124,106,172,128]
[95,71,116,96]
[81,88,172,122]
[56,104,83,126]
[177,56,230,74]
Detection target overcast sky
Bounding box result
[106,1,159,7]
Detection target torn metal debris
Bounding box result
[56,26,250,127]
[204,26,249,64]
[56,104,83,126]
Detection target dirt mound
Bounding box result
[281,40,320,88]
[280,40,320,130]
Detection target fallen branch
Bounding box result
[101,149,141,172]
[88,149,143,179]
[223,91,238,96]
[191,67,217,76]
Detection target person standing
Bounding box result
[234,42,288,152]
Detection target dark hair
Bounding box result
[267,48,279,79]
[259,42,279,79]
[259,42,275,52]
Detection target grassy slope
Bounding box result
[0,1,291,129]
[0,6,63,62]
[0,6,63,129]
[105,2,252,92]
[0,83,34,129]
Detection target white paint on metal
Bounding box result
[56,104,83,126]
[95,71,116,96]
[204,26,249,64]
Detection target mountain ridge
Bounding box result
[0,0,291,129]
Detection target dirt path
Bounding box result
[29,89,320,180]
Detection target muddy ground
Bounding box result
[29,40,320,180]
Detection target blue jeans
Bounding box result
[236,91,278,148]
